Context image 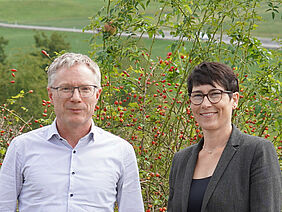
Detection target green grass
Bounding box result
[0,0,101,28]
[0,26,175,61]
[0,0,280,62]
[0,27,93,57]
[0,0,281,37]
[252,4,282,38]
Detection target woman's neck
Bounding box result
[202,124,232,150]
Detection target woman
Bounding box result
[167,62,281,212]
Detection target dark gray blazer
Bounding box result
[168,125,281,212]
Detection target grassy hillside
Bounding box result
[0,0,280,61]
[0,27,92,58]
[0,27,174,61]
[0,0,281,37]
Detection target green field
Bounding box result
[0,0,281,37]
[0,0,281,61]
[0,27,92,57]
[0,26,174,61]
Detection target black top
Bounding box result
[187,176,211,212]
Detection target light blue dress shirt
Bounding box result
[0,120,144,212]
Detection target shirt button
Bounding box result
[70,193,73,197]
[73,150,76,154]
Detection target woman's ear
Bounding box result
[232,92,239,109]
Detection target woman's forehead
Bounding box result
[192,83,224,92]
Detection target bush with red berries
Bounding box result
[0,1,281,211]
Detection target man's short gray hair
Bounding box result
[47,53,101,87]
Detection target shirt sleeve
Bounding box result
[116,142,144,212]
[0,139,23,211]
[249,140,282,212]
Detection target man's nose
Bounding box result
[71,88,82,100]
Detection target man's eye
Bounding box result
[60,87,72,92]
[80,86,92,92]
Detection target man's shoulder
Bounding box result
[10,125,50,147]
[93,125,130,146]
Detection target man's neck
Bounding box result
[56,120,92,148]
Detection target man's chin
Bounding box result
[65,117,91,127]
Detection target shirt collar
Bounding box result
[47,118,95,143]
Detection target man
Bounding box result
[0,53,144,211]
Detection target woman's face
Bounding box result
[190,83,239,132]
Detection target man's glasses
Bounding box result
[189,89,233,105]
[51,85,98,98]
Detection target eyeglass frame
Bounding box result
[189,89,233,105]
[50,85,99,98]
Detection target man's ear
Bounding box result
[47,87,54,104]
[96,88,102,100]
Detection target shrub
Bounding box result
[0,1,281,211]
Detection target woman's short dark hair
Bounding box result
[187,62,239,95]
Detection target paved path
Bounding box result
[0,22,281,49]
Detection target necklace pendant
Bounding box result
[202,147,213,154]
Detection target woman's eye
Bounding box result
[210,92,221,97]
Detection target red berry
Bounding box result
[41,50,49,57]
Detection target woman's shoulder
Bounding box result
[238,129,274,148]
[233,127,277,158]
[173,143,199,161]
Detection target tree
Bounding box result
[85,0,281,210]
[0,36,8,64]
[33,31,70,58]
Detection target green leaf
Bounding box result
[184,4,192,14]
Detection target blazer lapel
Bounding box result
[182,139,204,212]
[201,125,241,211]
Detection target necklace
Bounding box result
[202,147,213,154]
[202,143,227,154]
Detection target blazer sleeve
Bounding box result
[249,140,281,212]
[167,153,177,212]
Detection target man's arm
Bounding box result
[0,139,23,211]
[116,142,144,212]
[249,140,281,212]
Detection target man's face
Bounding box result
[47,63,102,130]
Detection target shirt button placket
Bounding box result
[69,149,77,207]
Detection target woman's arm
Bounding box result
[249,140,281,212]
